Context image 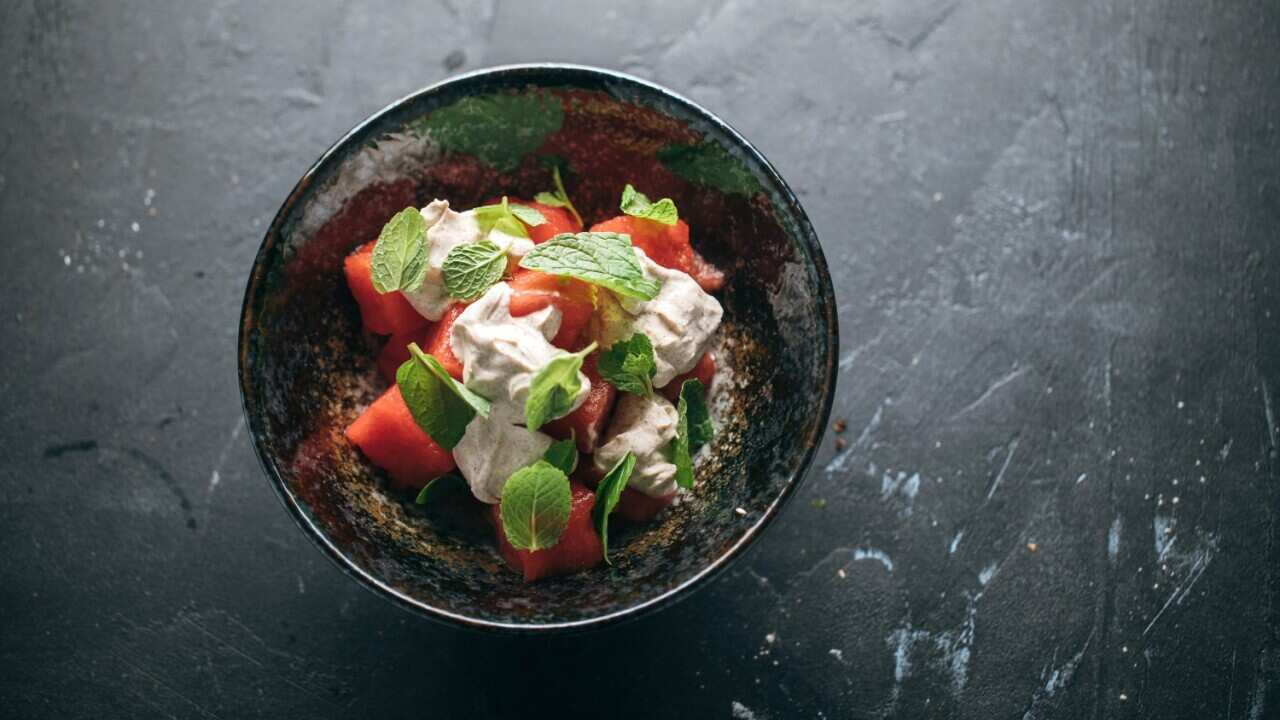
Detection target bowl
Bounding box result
[238,64,837,632]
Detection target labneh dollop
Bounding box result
[449,282,588,416]
[594,393,681,498]
[400,200,536,321]
[620,249,724,387]
[454,407,554,504]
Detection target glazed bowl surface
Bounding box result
[239,64,837,631]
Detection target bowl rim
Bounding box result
[238,62,839,633]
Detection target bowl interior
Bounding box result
[239,66,835,629]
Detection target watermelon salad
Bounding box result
[342,173,724,582]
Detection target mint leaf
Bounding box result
[534,165,583,226]
[620,184,678,225]
[542,435,578,475]
[473,196,545,239]
[414,473,466,504]
[397,343,490,450]
[370,207,429,293]
[442,239,507,300]
[509,203,547,227]
[499,460,571,551]
[524,342,597,431]
[518,232,661,300]
[592,451,636,564]
[598,332,657,396]
[657,141,762,196]
[682,378,714,450]
[670,378,711,489]
[411,92,563,172]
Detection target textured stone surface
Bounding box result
[2,0,1278,717]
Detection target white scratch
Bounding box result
[1076,472,1088,484]
[949,530,965,555]
[873,110,909,124]
[207,417,246,494]
[1022,631,1094,719]
[829,648,844,661]
[730,701,760,720]
[986,437,1020,501]
[978,562,998,586]
[1153,514,1175,561]
[853,547,895,572]
[1107,516,1121,563]
[1143,534,1217,637]
[950,367,1027,420]
[1262,377,1277,450]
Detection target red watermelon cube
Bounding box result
[423,303,467,380]
[660,351,716,401]
[507,269,595,350]
[523,200,582,244]
[377,324,436,383]
[545,354,617,453]
[491,482,603,582]
[344,385,457,491]
[615,487,676,523]
[343,241,429,336]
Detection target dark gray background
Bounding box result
[3,1,1278,718]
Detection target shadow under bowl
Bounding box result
[238,64,837,632]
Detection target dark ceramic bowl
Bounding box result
[239,64,837,632]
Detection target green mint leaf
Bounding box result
[619,184,678,225]
[592,451,636,564]
[670,378,711,489]
[535,165,583,226]
[411,92,563,172]
[681,378,714,450]
[518,232,661,300]
[508,203,546,227]
[598,332,657,396]
[524,342,597,431]
[442,239,507,300]
[472,196,545,239]
[499,460,572,551]
[396,343,490,449]
[656,141,762,196]
[370,207,429,293]
[414,473,466,504]
[542,435,579,475]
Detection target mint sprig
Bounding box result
[472,196,545,239]
[598,332,657,397]
[542,435,578,475]
[524,342,598,431]
[370,207,429,293]
[499,460,571,551]
[670,378,712,489]
[619,184,678,226]
[534,165,583,227]
[442,239,507,300]
[592,451,636,564]
[396,343,491,450]
[518,232,661,300]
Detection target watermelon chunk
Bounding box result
[615,487,676,523]
[377,324,436,384]
[344,385,457,491]
[590,215,725,291]
[545,354,617,453]
[343,241,429,335]
[491,482,603,582]
[508,269,595,349]
[523,200,582,244]
[423,303,467,380]
[660,351,716,401]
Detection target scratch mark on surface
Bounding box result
[906,2,958,50]
[949,367,1027,421]
[1021,631,1094,719]
[986,436,1020,501]
[1107,515,1121,563]
[1143,537,1216,637]
[853,547,895,572]
[208,417,246,494]
[949,530,964,555]
[115,653,223,719]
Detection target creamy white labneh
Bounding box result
[594,393,681,498]
[399,200,536,322]
[619,249,723,387]
[450,282,588,418]
[454,407,554,504]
